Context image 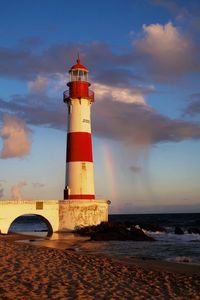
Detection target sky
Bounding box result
[0,0,200,214]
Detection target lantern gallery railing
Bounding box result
[63,89,94,102]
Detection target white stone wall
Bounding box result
[0,200,109,234]
[0,200,59,234]
[59,200,109,231]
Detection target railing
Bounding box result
[63,90,94,102]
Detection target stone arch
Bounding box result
[8,214,53,236]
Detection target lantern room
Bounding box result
[69,69,88,82]
[69,56,89,82]
[63,55,94,102]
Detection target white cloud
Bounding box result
[0,114,31,159]
[28,75,48,94]
[28,73,67,99]
[137,22,189,55]
[134,22,198,80]
[93,82,147,104]
[11,181,27,200]
[51,73,66,92]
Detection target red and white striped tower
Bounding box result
[63,56,95,200]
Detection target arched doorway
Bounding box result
[9,214,53,237]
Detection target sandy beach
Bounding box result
[0,234,200,300]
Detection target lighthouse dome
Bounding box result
[70,56,88,71]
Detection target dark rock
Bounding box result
[129,226,154,241]
[75,224,97,236]
[139,224,166,232]
[188,227,200,234]
[124,221,134,228]
[174,226,184,235]
[75,222,155,241]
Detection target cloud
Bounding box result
[112,201,200,214]
[0,35,198,85]
[0,96,65,130]
[19,36,42,48]
[93,98,200,146]
[1,83,200,148]
[152,0,188,17]
[94,69,142,87]
[32,182,45,188]
[0,42,134,81]
[152,0,200,33]
[129,165,141,173]
[11,181,27,200]
[28,75,48,94]
[0,114,31,159]
[0,80,150,129]
[93,82,148,104]
[0,184,4,198]
[134,22,199,81]
[183,93,200,116]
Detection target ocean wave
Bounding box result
[143,230,200,242]
[165,256,193,264]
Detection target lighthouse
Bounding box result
[0,56,109,235]
[63,56,95,200]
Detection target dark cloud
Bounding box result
[81,42,137,69]
[94,69,141,87]
[0,43,72,80]
[18,37,43,48]
[0,47,33,79]
[129,166,141,173]
[32,182,45,188]
[0,184,4,198]
[152,0,200,33]
[0,97,66,130]
[0,35,199,84]
[0,42,135,81]
[152,0,188,16]
[0,181,6,200]
[93,99,200,145]
[1,90,200,147]
[183,93,200,116]
[114,201,200,214]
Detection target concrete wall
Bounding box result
[0,199,109,234]
[0,200,59,234]
[59,200,109,231]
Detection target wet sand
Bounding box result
[0,234,200,299]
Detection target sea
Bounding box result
[10,213,200,265]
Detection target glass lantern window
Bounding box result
[70,70,88,82]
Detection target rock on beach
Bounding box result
[75,221,155,241]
